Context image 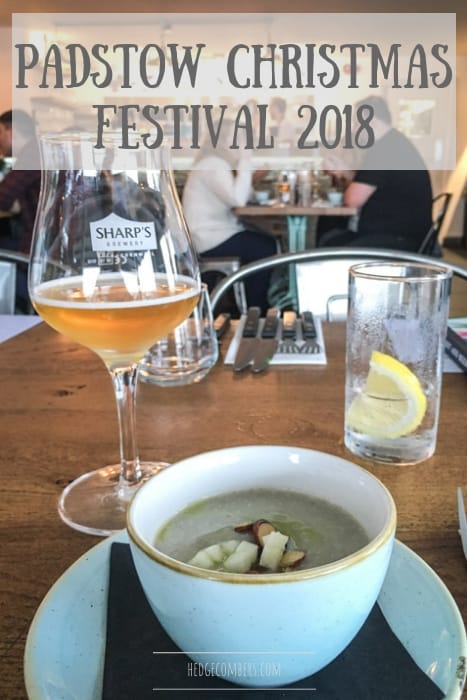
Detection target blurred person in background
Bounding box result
[182,119,276,314]
[317,96,432,252]
[0,109,41,311]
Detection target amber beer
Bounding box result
[32,275,199,365]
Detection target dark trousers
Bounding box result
[201,230,277,314]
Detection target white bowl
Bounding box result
[127,445,396,687]
[254,190,270,204]
[327,191,344,206]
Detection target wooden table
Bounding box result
[234,203,357,309]
[233,203,357,251]
[1,322,466,699]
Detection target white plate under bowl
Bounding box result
[24,533,467,700]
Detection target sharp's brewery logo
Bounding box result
[90,213,157,251]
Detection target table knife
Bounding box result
[301,310,317,338]
[233,306,261,372]
[251,308,280,373]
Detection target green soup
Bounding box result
[155,488,370,572]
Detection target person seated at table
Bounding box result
[316,96,433,252]
[0,110,41,252]
[0,109,41,311]
[182,120,277,314]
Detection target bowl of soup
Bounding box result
[127,445,396,687]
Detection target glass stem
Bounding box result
[109,365,142,485]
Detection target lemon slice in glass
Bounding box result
[346,350,427,439]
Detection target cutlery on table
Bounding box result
[457,486,467,560]
[300,311,321,354]
[233,306,261,372]
[279,310,300,354]
[251,307,280,373]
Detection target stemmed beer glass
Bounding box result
[28,133,200,536]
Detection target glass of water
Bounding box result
[138,284,218,387]
[345,262,452,465]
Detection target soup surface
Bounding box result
[155,488,370,572]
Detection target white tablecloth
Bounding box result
[0,315,42,343]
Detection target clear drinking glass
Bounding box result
[28,133,200,535]
[138,283,218,387]
[345,262,452,465]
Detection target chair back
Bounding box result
[418,192,452,256]
[0,261,16,314]
[210,247,467,316]
[296,258,371,320]
[0,249,32,314]
[199,256,247,315]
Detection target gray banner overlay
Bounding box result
[12,13,456,170]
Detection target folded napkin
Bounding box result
[102,543,445,700]
[224,315,327,366]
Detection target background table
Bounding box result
[234,203,357,308]
[234,203,357,251]
[0,322,465,698]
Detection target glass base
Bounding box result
[345,429,434,465]
[58,461,169,537]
